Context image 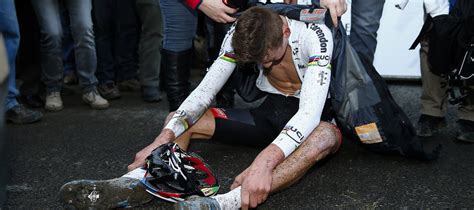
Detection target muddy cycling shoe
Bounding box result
[59,177,153,209]
[174,196,221,210]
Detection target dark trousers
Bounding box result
[16,0,43,96]
[136,0,163,88]
[0,80,7,207]
[93,0,140,84]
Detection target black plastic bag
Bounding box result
[330,23,441,160]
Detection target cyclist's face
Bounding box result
[262,39,288,69]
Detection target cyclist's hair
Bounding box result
[232,7,283,64]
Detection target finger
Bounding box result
[330,7,338,27]
[336,3,345,16]
[223,6,238,14]
[341,0,348,14]
[127,163,137,172]
[230,179,241,190]
[241,190,249,210]
[250,194,259,208]
[221,14,236,23]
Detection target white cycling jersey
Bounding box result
[165,17,334,157]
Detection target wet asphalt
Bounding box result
[4,74,474,208]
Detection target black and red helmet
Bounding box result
[141,143,219,202]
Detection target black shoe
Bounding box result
[98,83,121,100]
[416,114,446,137]
[59,177,153,209]
[118,79,141,92]
[456,119,474,143]
[5,104,43,124]
[19,94,44,108]
[142,86,162,103]
[63,72,78,85]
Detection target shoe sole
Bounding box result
[82,100,110,109]
[90,104,110,109]
[456,135,474,143]
[59,178,153,209]
[45,105,64,112]
[103,95,121,100]
[99,91,121,100]
[6,115,42,124]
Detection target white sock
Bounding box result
[121,168,147,180]
[213,186,241,210]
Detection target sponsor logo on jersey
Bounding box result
[292,47,299,56]
[309,25,328,53]
[317,71,329,86]
[298,64,306,69]
[308,55,330,67]
[282,125,304,144]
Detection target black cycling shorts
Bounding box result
[209,94,334,146]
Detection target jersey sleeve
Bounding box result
[272,23,333,157]
[164,24,238,138]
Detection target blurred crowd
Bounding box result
[0,0,472,137]
[1,0,472,140]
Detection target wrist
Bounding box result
[153,129,175,146]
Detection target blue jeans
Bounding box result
[60,5,76,76]
[31,0,98,93]
[0,0,20,110]
[160,0,198,52]
[350,0,386,63]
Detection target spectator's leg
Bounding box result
[160,0,197,111]
[419,40,447,117]
[92,0,115,88]
[456,93,474,142]
[115,0,140,90]
[31,0,64,94]
[417,40,448,137]
[136,0,163,102]
[350,0,385,63]
[67,0,109,109]
[60,4,77,85]
[2,2,20,112]
[0,34,9,209]
[66,0,98,93]
[2,1,42,122]
[15,0,44,108]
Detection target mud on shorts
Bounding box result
[209,93,338,146]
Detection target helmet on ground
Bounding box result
[141,143,219,202]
